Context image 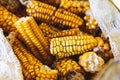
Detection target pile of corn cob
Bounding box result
[0,0,114,80]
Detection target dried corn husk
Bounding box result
[0,28,23,80]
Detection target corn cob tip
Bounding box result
[79,52,104,73]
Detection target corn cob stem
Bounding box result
[50,35,98,58]
[15,16,53,65]
[0,5,19,33]
[26,1,83,29]
[13,39,58,80]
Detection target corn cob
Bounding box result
[79,52,104,73]
[26,1,56,21]
[48,28,82,38]
[15,16,53,65]
[50,35,98,58]
[39,23,60,37]
[52,58,84,80]
[26,1,83,29]
[84,16,98,30]
[13,39,58,80]
[0,5,19,33]
[14,18,44,63]
[52,9,83,28]
[37,0,60,7]
[0,0,20,12]
[60,0,90,14]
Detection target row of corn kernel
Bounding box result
[15,16,53,65]
[39,23,60,37]
[60,0,90,14]
[0,0,20,12]
[47,28,82,39]
[0,5,19,33]
[50,35,98,58]
[52,58,85,80]
[13,39,58,80]
[26,1,83,29]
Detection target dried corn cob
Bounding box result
[0,0,20,12]
[0,5,19,33]
[26,1,56,21]
[14,18,44,63]
[52,9,83,28]
[48,28,82,38]
[13,39,58,80]
[39,23,60,37]
[79,52,104,73]
[52,58,84,80]
[60,0,90,14]
[26,1,83,29]
[50,35,98,58]
[38,0,60,7]
[84,16,98,30]
[15,16,53,65]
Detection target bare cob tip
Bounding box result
[19,0,32,6]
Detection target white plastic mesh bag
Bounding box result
[89,0,120,60]
[0,28,23,80]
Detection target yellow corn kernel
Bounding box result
[15,16,53,65]
[95,37,104,46]
[104,43,110,50]
[60,0,90,14]
[0,5,19,32]
[84,16,98,30]
[13,39,58,80]
[0,0,20,12]
[26,1,83,29]
[52,58,83,80]
[48,28,82,38]
[50,35,98,58]
[39,23,60,37]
